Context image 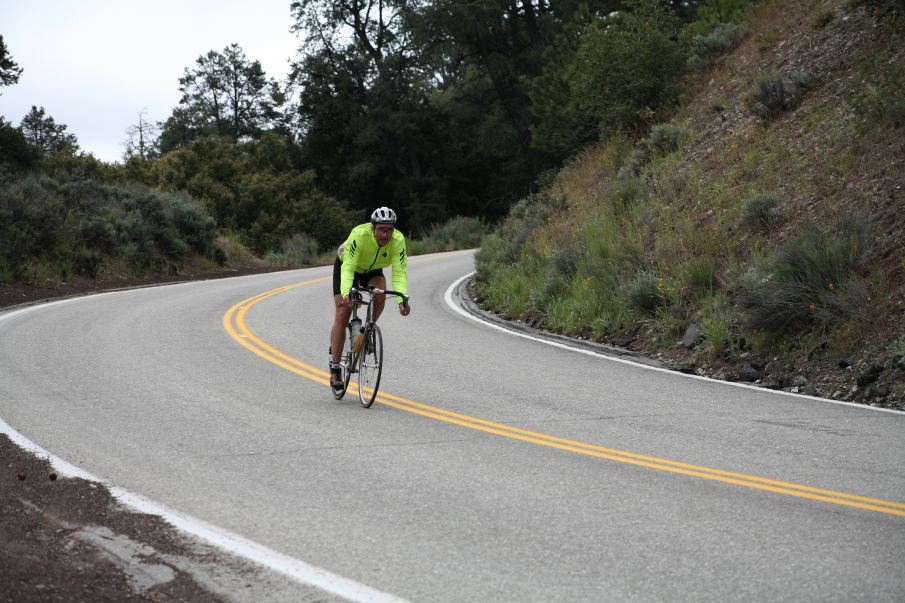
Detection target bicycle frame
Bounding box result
[349,286,409,337]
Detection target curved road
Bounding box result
[2,250,904,602]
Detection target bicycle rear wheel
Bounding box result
[358,324,383,408]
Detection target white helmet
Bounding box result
[370,206,397,224]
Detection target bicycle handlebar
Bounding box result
[349,286,410,306]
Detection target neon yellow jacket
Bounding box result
[339,223,408,303]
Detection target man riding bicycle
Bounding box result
[330,207,410,387]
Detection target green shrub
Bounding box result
[876,93,905,128]
[693,0,753,30]
[483,265,532,318]
[419,216,488,252]
[507,214,641,336]
[627,124,689,174]
[271,233,320,266]
[0,173,223,282]
[750,71,816,119]
[538,275,621,335]
[611,177,647,215]
[550,245,583,278]
[41,153,119,183]
[734,214,874,335]
[698,292,741,355]
[0,177,68,281]
[741,194,784,232]
[0,118,39,172]
[522,243,583,318]
[149,135,355,255]
[650,306,684,347]
[582,248,627,296]
[73,248,103,278]
[474,191,566,284]
[590,302,631,337]
[853,64,905,130]
[628,271,668,315]
[474,233,511,284]
[545,295,580,332]
[811,10,835,29]
[79,215,118,255]
[647,124,689,155]
[532,271,569,317]
[688,22,748,68]
[572,0,687,135]
[679,256,718,299]
[168,195,220,256]
[208,244,228,266]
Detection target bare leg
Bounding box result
[368,274,387,322]
[330,294,351,364]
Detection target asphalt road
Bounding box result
[2,249,904,602]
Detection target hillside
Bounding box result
[474,0,905,409]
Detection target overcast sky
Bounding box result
[0,1,300,163]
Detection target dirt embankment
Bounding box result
[1,434,223,602]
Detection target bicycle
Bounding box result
[331,286,409,407]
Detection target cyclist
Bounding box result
[330,207,410,387]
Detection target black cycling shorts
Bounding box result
[332,258,384,296]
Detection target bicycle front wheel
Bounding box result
[358,324,383,408]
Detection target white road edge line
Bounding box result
[0,417,408,603]
[0,294,408,603]
[444,271,905,416]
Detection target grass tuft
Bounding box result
[734,214,874,335]
[741,194,784,233]
[679,256,718,299]
[628,271,668,315]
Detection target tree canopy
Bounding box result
[149,133,356,253]
[19,106,79,157]
[158,43,284,153]
[0,35,23,91]
[572,0,686,136]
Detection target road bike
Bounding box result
[331,286,409,407]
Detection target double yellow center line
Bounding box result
[224,279,905,518]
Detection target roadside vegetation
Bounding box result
[0,142,486,285]
[4,0,544,286]
[0,173,225,283]
[474,0,905,407]
[1,1,903,405]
